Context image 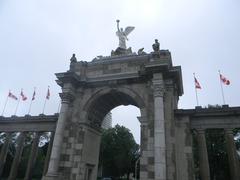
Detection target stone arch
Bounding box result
[83,87,146,127]
[44,51,185,180]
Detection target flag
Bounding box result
[32,89,36,101]
[46,87,50,100]
[8,91,18,100]
[194,77,201,89]
[20,90,27,101]
[220,74,230,85]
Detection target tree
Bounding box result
[99,125,140,179]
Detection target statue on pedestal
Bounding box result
[116,20,134,49]
[70,54,77,63]
[151,39,161,58]
[152,39,160,52]
[112,20,135,56]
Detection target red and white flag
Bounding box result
[20,89,27,101]
[46,87,50,100]
[32,89,36,101]
[194,77,201,89]
[220,74,230,85]
[8,91,18,100]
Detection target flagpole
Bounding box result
[218,70,226,105]
[42,98,47,114]
[1,92,9,116]
[42,86,50,114]
[14,93,21,116]
[193,73,199,106]
[28,87,35,115]
[28,100,33,115]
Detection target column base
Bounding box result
[42,172,60,180]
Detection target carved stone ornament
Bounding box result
[59,92,75,104]
[153,83,165,97]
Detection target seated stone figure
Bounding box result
[152,39,160,52]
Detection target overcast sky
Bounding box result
[0,0,240,143]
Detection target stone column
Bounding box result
[196,129,210,180]
[137,116,149,180]
[8,132,26,180]
[224,129,240,180]
[43,132,55,176]
[24,132,41,180]
[152,73,166,180]
[43,92,74,179]
[0,132,12,177]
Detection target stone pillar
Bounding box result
[43,92,74,179]
[224,129,240,180]
[137,116,149,180]
[24,132,41,180]
[152,73,166,180]
[0,132,12,177]
[8,132,26,180]
[196,129,210,180]
[43,132,55,176]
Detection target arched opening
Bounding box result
[84,88,145,179]
[85,89,145,128]
[111,105,140,143]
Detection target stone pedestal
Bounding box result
[224,129,240,180]
[153,73,166,180]
[196,129,210,180]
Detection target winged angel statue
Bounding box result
[116,20,135,49]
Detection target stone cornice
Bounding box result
[0,114,58,132]
[55,52,183,96]
[175,106,240,129]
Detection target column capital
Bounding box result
[153,83,165,97]
[59,92,75,104]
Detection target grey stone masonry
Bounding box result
[196,129,210,180]
[224,129,240,180]
[24,132,41,180]
[1,50,240,180]
[174,116,195,180]
[0,132,12,177]
[8,132,26,180]
[43,132,55,176]
[152,73,166,180]
[175,106,240,180]
[43,92,74,180]
[51,51,183,180]
[0,114,58,132]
